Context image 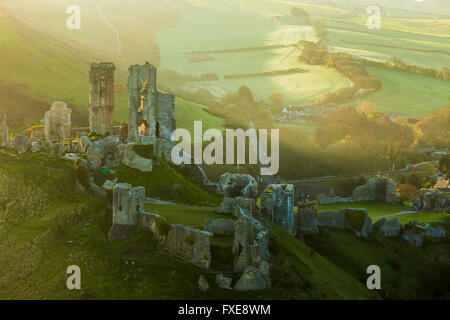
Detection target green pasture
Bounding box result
[345,66,450,118]
[156,5,352,105]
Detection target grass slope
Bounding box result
[305,227,450,299]
[0,152,379,299]
[348,66,450,118]
[0,9,225,135]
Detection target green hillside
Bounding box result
[0,151,378,299]
[0,10,225,134]
[348,66,450,118]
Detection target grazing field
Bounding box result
[156,6,351,105]
[344,66,450,118]
[326,21,450,69]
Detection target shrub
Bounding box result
[132,144,154,159]
[73,159,90,187]
[344,209,366,232]
[155,217,171,237]
[185,234,196,246]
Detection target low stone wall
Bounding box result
[162,224,212,269]
[297,204,319,235]
[316,195,351,205]
[109,184,213,269]
[317,208,372,238]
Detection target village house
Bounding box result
[295,184,336,202]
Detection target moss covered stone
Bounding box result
[343,209,367,232]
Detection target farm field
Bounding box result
[156,6,351,105]
[325,21,450,69]
[344,66,450,118]
[319,202,450,231]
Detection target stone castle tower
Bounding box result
[89,63,115,135]
[127,63,175,146]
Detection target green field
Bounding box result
[156,6,351,105]
[346,66,450,118]
[326,21,450,69]
[0,151,378,299]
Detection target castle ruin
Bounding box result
[44,101,72,143]
[89,63,116,136]
[126,63,176,161]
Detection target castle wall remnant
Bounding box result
[0,113,8,148]
[233,214,270,274]
[89,63,116,136]
[260,184,295,235]
[297,202,319,235]
[217,173,258,216]
[126,63,176,162]
[109,183,146,240]
[44,101,72,143]
[108,183,212,269]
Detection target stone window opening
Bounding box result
[156,122,160,138]
[138,120,149,136]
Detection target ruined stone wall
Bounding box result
[260,184,295,235]
[156,93,176,141]
[163,224,212,269]
[127,64,158,143]
[233,214,270,274]
[44,101,72,143]
[112,183,145,226]
[89,63,115,136]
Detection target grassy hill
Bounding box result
[0,151,378,299]
[0,8,225,135]
[347,66,450,118]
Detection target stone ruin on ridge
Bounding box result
[108,183,212,269]
[89,63,116,136]
[126,63,176,162]
[44,101,72,143]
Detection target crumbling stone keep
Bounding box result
[0,113,8,148]
[89,63,115,136]
[44,101,72,143]
[126,63,176,161]
[260,184,295,235]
